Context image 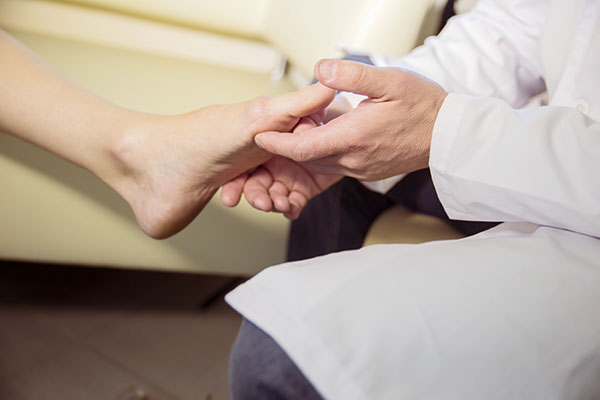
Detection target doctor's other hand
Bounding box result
[253,59,448,181]
[221,117,342,219]
[223,156,342,220]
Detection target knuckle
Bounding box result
[346,63,366,88]
[290,144,310,162]
[345,156,364,172]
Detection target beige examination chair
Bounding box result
[0,0,457,276]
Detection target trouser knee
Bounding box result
[229,319,323,400]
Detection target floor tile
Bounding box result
[0,306,71,381]
[5,344,178,400]
[32,305,137,342]
[85,298,241,400]
[0,262,240,399]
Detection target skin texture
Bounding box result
[223,59,448,219]
[0,29,335,238]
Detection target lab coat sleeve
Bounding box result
[376,0,547,107]
[430,93,600,238]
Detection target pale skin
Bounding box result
[222,59,448,219]
[0,30,335,238]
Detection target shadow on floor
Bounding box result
[0,261,244,311]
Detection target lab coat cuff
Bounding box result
[429,93,471,216]
[360,175,407,194]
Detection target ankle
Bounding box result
[104,112,215,239]
[101,111,154,207]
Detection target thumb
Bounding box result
[255,124,339,162]
[271,82,336,119]
[314,59,390,98]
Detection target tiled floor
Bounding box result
[0,261,244,400]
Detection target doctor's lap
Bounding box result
[227,223,600,399]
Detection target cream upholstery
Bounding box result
[0,0,446,274]
[0,1,281,74]
[264,0,446,77]
[0,0,445,79]
[363,205,464,247]
[58,0,270,38]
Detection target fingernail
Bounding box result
[254,198,268,211]
[318,60,337,80]
[255,135,265,149]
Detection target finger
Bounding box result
[314,59,397,98]
[243,168,274,211]
[269,181,291,213]
[306,109,326,125]
[220,173,248,207]
[270,83,336,119]
[323,95,352,122]
[284,209,300,221]
[293,116,318,134]
[254,130,322,162]
[286,191,309,220]
[255,120,345,162]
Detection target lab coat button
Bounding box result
[574,99,590,114]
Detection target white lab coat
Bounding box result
[226,0,600,399]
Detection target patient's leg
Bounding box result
[0,28,335,239]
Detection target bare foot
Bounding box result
[107,84,335,238]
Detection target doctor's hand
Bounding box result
[221,116,342,219]
[253,59,448,181]
[222,156,342,219]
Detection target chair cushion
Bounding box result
[363,205,464,246]
[61,0,269,37]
